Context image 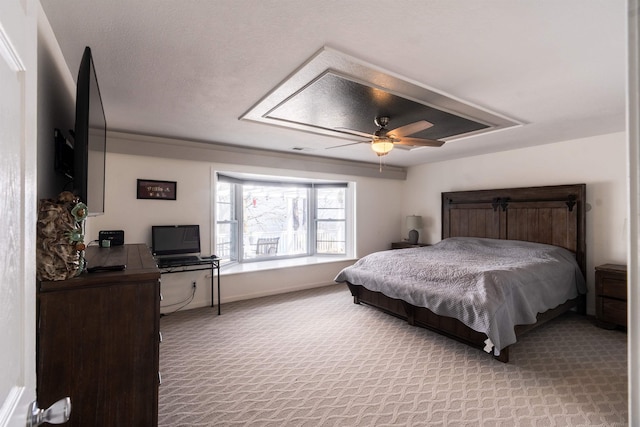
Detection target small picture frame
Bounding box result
[137,179,177,200]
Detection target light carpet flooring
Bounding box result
[158,285,628,426]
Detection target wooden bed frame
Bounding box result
[346,184,587,362]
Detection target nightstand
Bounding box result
[595,264,627,329]
[391,242,430,249]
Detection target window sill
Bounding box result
[220,255,355,276]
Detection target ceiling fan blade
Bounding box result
[325,141,365,150]
[334,127,376,139]
[387,120,433,138]
[395,137,445,147]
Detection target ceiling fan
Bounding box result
[331,116,446,157]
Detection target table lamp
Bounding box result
[406,215,423,244]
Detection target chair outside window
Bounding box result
[256,237,279,256]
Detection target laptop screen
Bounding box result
[151,225,201,256]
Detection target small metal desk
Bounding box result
[157,258,222,314]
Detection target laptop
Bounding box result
[152,225,202,267]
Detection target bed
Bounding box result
[335,184,587,362]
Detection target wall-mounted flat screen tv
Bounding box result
[152,225,201,256]
[74,46,106,216]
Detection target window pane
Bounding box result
[315,187,346,254]
[217,182,233,221]
[218,204,232,222]
[316,187,345,219]
[216,181,237,263]
[316,220,345,254]
[215,222,236,263]
[217,182,231,202]
[242,184,308,260]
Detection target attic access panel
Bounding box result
[240,47,522,147]
[266,72,488,141]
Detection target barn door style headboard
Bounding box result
[442,184,586,276]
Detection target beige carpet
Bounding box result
[158,285,628,426]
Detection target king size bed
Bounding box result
[335,184,587,362]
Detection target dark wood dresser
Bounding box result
[37,244,161,426]
[595,263,627,329]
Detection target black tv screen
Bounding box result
[74,46,106,216]
[152,225,201,256]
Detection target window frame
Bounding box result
[313,185,347,255]
[215,172,351,265]
[214,180,239,262]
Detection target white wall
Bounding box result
[86,137,405,312]
[403,131,627,315]
[36,4,75,200]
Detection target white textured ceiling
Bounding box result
[40,0,627,168]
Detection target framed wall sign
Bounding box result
[137,179,177,200]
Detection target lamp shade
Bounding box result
[406,215,423,230]
[371,138,394,156]
[406,215,422,244]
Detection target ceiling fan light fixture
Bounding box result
[371,138,394,156]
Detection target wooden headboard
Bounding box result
[442,184,586,276]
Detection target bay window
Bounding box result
[215,173,350,265]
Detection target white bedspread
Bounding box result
[334,237,586,352]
